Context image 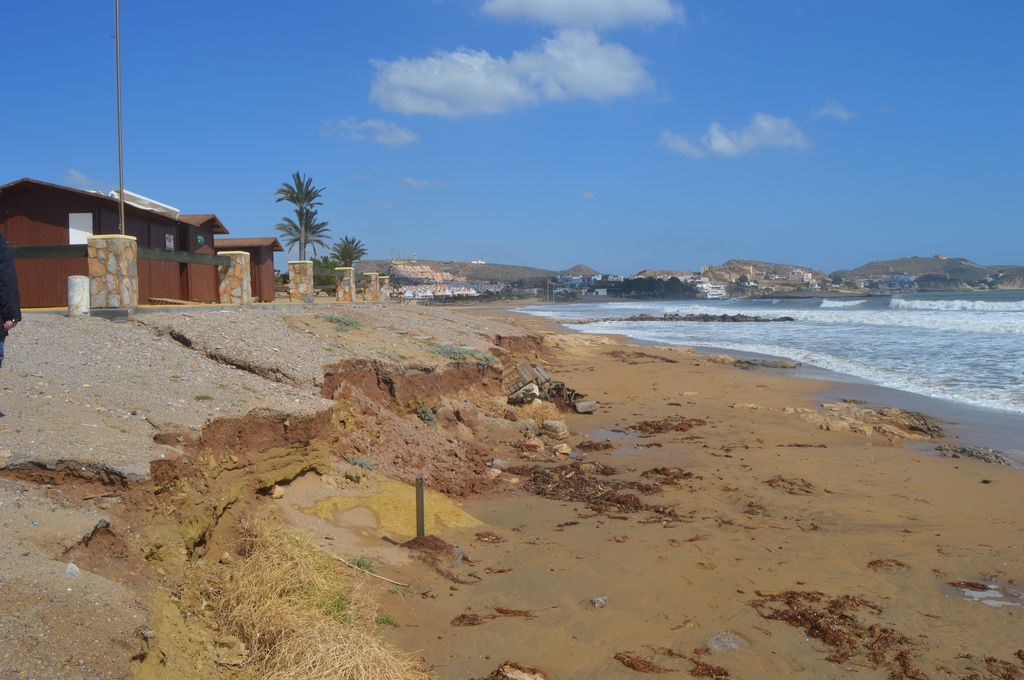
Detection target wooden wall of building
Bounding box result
[0,182,220,307]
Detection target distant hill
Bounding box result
[832,256,1024,288]
[562,264,600,278]
[705,259,828,282]
[354,259,599,285]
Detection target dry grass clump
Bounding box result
[201,517,426,680]
[517,400,561,424]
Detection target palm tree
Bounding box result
[331,236,368,267]
[274,172,325,260]
[276,208,331,258]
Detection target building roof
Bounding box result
[179,214,230,235]
[214,237,284,252]
[0,178,229,233]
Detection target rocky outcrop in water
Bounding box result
[785,402,945,440]
[936,445,1015,467]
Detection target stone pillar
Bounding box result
[288,260,314,303]
[67,276,90,316]
[217,251,251,305]
[379,275,391,302]
[87,235,138,309]
[363,272,379,302]
[334,266,355,303]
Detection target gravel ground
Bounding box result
[1,314,331,480]
[0,479,147,679]
[138,302,529,387]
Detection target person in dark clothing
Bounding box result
[0,234,23,368]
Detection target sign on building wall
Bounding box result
[165,233,175,250]
[68,213,93,245]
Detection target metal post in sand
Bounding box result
[415,475,425,539]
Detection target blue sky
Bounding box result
[3,0,1022,274]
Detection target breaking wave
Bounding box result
[890,298,1024,312]
[820,299,867,308]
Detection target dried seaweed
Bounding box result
[632,416,706,435]
[475,531,505,544]
[868,559,909,572]
[750,590,921,677]
[451,612,486,626]
[764,475,816,495]
[508,461,681,520]
[641,467,698,483]
[949,580,990,591]
[403,535,478,584]
[482,661,549,680]
[493,607,535,618]
[577,439,615,452]
[688,658,731,678]
[614,652,672,673]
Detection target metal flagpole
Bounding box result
[115,0,125,234]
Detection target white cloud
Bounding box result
[403,177,437,189]
[65,168,109,192]
[704,113,809,157]
[581,191,596,201]
[370,30,651,118]
[658,130,704,158]
[662,113,810,159]
[813,98,854,121]
[322,118,418,146]
[482,0,683,28]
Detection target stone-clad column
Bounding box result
[217,251,251,305]
[379,275,391,302]
[288,260,314,303]
[87,235,138,309]
[363,272,379,302]
[335,266,355,302]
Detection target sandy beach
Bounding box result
[368,307,1024,678]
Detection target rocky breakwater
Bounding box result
[573,312,796,324]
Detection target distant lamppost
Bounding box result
[114,0,126,234]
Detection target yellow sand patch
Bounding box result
[300,476,480,537]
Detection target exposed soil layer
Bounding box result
[159,406,334,453]
[322,359,502,404]
[332,383,499,496]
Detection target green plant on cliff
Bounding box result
[350,557,375,573]
[416,405,437,427]
[322,314,363,332]
[430,344,495,367]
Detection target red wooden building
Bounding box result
[214,237,283,303]
[0,178,229,308]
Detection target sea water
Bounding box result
[523,291,1024,417]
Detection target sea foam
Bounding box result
[890,298,1024,311]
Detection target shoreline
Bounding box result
[497,303,1024,464]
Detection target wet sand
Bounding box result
[340,311,1024,678]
